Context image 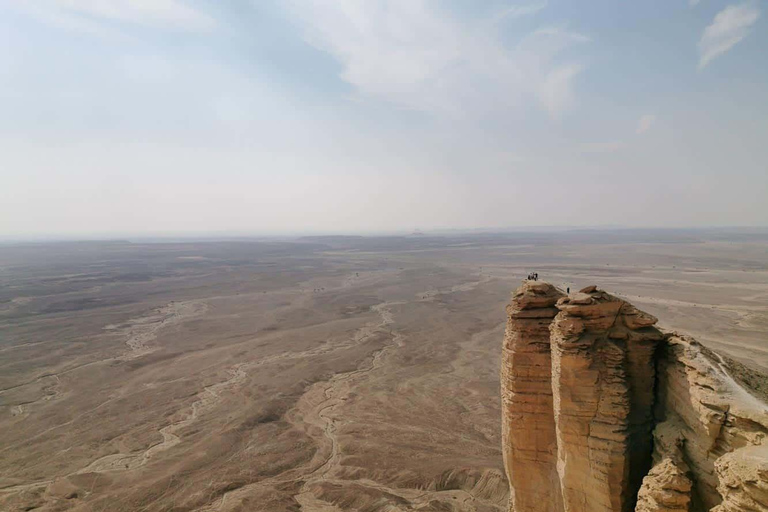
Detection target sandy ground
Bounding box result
[0,230,766,511]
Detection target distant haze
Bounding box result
[1,1,767,237]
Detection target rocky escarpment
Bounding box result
[502,282,565,512]
[501,282,768,512]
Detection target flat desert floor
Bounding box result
[1,230,767,511]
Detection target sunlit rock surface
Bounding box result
[501,282,768,512]
[502,282,565,512]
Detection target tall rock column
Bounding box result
[550,286,663,512]
[501,281,566,512]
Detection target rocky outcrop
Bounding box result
[502,282,565,512]
[712,445,768,511]
[654,335,768,512]
[501,283,768,512]
[635,458,692,512]
[550,288,664,512]
[635,421,692,512]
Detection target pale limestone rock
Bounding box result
[711,445,768,512]
[654,335,768,511]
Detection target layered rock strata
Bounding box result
[551,288,663,512]
[501,283,768,512]
[501,282,565,512]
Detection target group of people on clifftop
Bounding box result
[527,272,539,281]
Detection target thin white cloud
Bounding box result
[698,2,759,69]
[578,141,626,153]
[11,2,117,38]
[689,0,701,6]
[286,0,588,118]
[539,63,584,118]
[495,1,548,22]
[529,26,590,42]
[13,0,216,33]
[636,114,656,134]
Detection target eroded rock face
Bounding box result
[635,458,692,512]
[712,445,768,511]
[635,421,692,512]
[501,282,565,512]
[501,282,768,512]
[551,286,663,512]
[654,335,768,511]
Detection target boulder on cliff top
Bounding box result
[510,281,564,311]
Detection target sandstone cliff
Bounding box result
[501,282,768,512]
[502,282,565,512]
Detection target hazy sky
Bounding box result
[1,0,767,237]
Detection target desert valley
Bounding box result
[5,1,768,510]
[1,230,768,511]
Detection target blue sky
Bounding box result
[1,0,766,237]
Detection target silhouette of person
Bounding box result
[567,287,570,294]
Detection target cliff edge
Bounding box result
[501,282,768,512]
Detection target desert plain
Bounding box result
[1,229,767,512]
